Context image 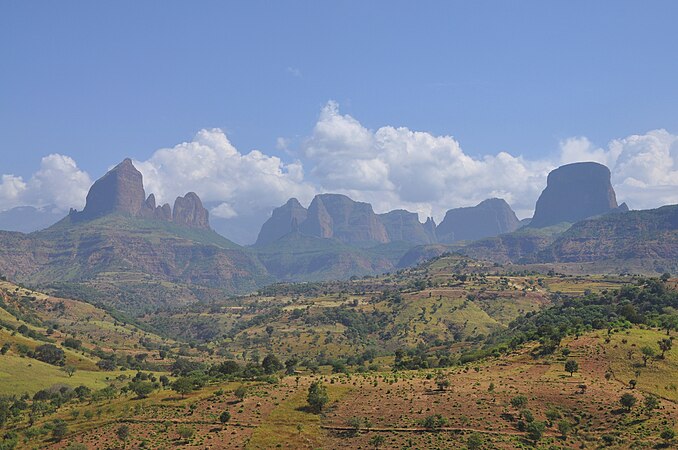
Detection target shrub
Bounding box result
[307,381,329,413]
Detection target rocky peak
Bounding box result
[436,198,520,243]
[173,192,210,229]
[75,159,209,229]
[255,198,309,246]
[301,194,389,245]
[378,210,435,244]
[80,158,146,219]
[529,162,618,228]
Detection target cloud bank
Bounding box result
[1,102,677,242]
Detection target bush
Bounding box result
[526,421,545,442]
[219,411,231,424]
[307,381,329,413]
[34,344,65,366]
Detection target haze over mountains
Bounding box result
[0,157,677,315]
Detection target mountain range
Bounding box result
[0,159,676,314]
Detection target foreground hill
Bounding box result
[1,266,675,449]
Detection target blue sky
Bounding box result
[2,1,678,242]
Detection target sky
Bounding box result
[1,1,678,243]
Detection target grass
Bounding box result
[246,383,352,449]
[0,354,132,395]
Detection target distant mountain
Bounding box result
[436,198,520,243]
[255,194,437,247]
[0,159,272,314]
[0,205,64,233]
[529,162,619,228]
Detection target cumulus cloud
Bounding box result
[0,154,91,212]
[300,101,552,220]
[133,128,317,219]
[1,101,676,243]
[558,129,678,209]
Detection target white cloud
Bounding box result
[133,128,317,219]
[1,102,676,241]
[299,101,552,220]
[0,154,91,212]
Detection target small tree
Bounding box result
[641,346,656,367]
[620,393,636,412]
[467,432,483,450]
[307,380,329,413]
[233,385,247,402]
[262,354,284,374]
[644,395,660,415]
[116,425,130,442]
[219,410,231,424]
[369,434,385,449]
[526,421,546,442]
[52,419,68,442]
[130,381,154,399]
[177,425,194,441]
[660,428,675,444]
[510,395,528,410]
[62,366,77,378]
[564,359,579,377]
[658,338,672,358]
[172,377,194,398]
[557,420,571,438]
[435,373,450,391]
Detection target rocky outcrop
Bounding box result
[529,162,618,228]
[255,198,308,246]
[173,193,209,230]
[378,210,435,244]
[72,158,209,230]
[80,159,146,219]
[300,194,389,245]
[436,198,520,243]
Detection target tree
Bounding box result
[0,343,10,355]
[172,377,194,398]
[660,428,675,444]
[526,421,546,442]
[467,432,483,450]
[557,420,571,438]
[116,425,130,442]
[620,393,636,412]
[658,338,672,358]
[285,357,299,375]
[641,346,656,367]
[564,359,579,377]
[435,373,450,391]
[51,419,68,442]
[369,435,385,449]
[421,414,447,429]
[307,380,329,413]
[62,366,76,378]
[233,385,247,402]
[177,425,194,441]
[129,381,154,399]
[644,395,660,415]
[34,344,65,366]
[510,395,527,410]
[219,410,231,424]
[262,354,283,374]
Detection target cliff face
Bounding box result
[80,159,146,219]
[436,198,520,243]
[255,198,309,246]
[74,159,210,230]
[379,210,436,244]
[257,195,442,247]
[173,193,209,230]
[300,194,390,245]
[529,162,618,228]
